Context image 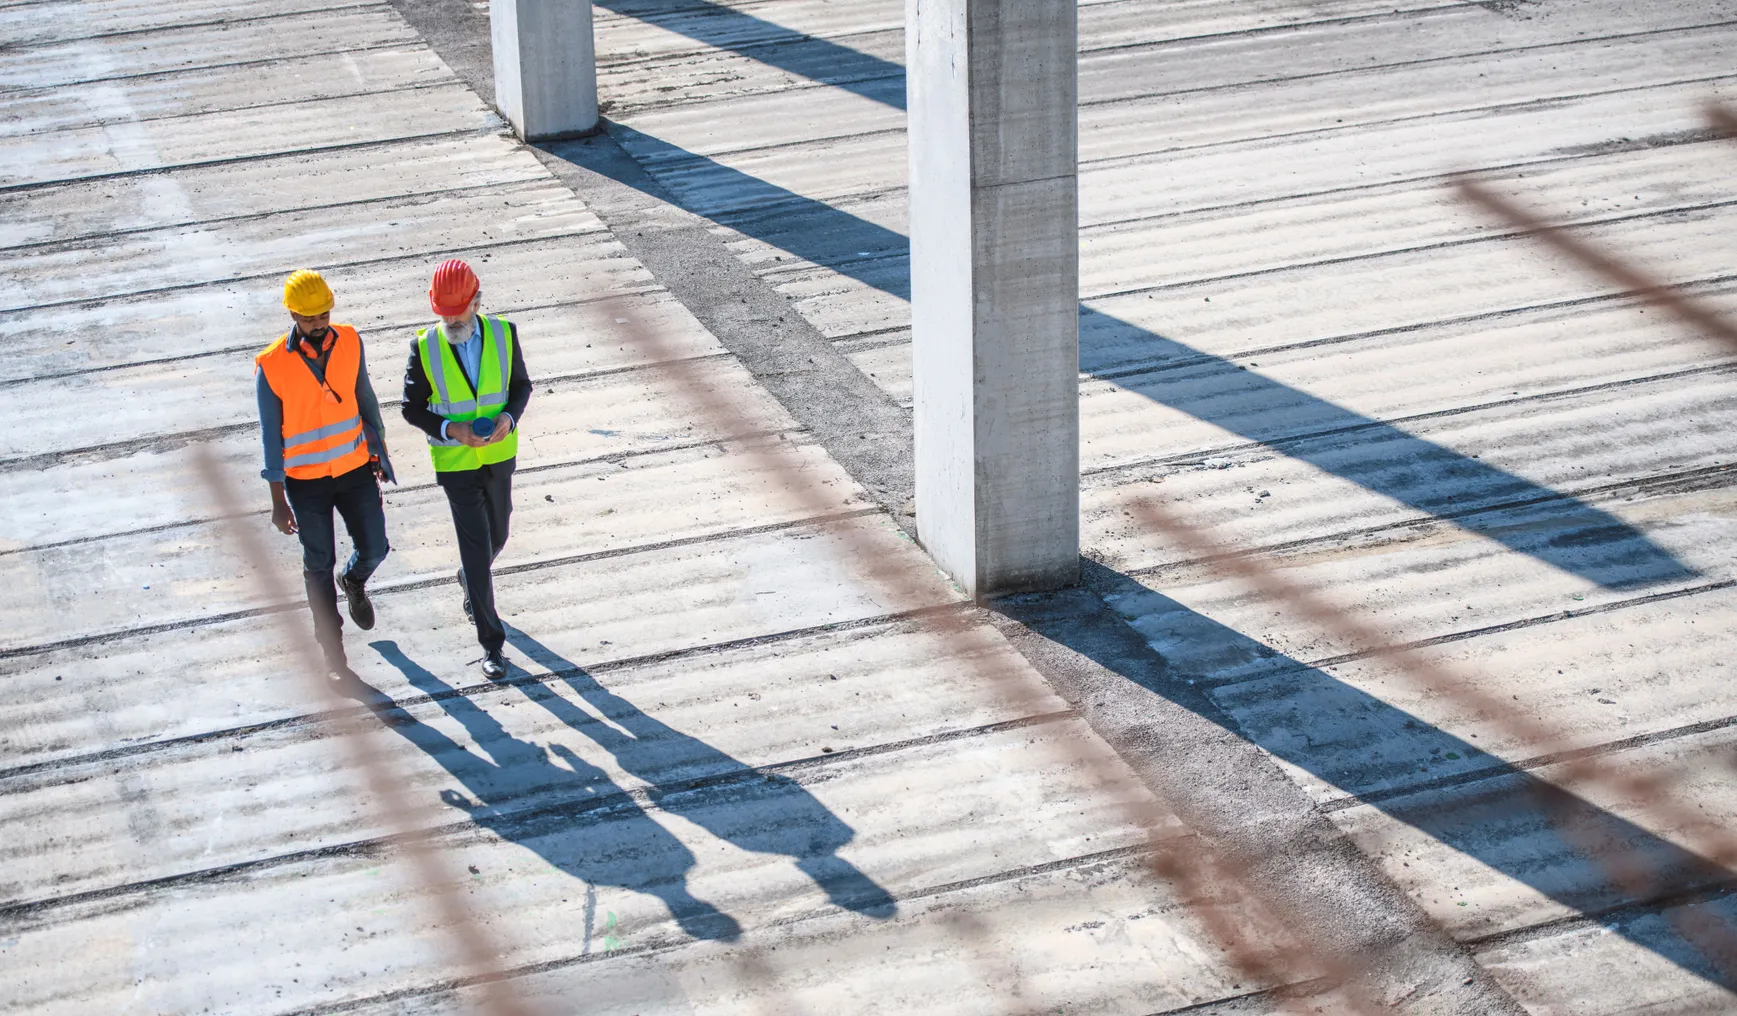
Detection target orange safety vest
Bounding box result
[255,325,374,481]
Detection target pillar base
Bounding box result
[492,0,600,142]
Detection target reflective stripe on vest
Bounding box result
[416,315,519,471]
[285,428,364,468]
[284,415,362,450]
[255,325,373,481]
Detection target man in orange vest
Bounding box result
[256,269,396,682]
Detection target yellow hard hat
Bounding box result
[282,269,334,316]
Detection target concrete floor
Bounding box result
[3,0,1736,1013]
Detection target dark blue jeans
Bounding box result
[285,464,390,665]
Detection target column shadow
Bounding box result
[563,0,1722,985]
[502,625,898,919]
[564,124,1695,592]
[996,562,1737,989]
[363,639,743,942]
[593,0,907,111]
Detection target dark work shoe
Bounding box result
[339,573,375,630]
[326,660,359,686]
[458,568,472,621]
[481,649,507,681]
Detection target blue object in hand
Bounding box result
[470,416,495,438]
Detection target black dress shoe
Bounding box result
[458,568,472,621]
[326,661,360,685]
[481,649,507,681]
[339,573,375,630]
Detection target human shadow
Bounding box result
[363,639,743,942]
[502,625,898,919]
[997,561,1737,989]
[561,123,1694,592]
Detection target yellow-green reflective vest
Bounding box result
[416,315,519,472]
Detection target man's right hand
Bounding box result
[269,481,298,534]
[272,501,298,535]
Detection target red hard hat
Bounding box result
[429,259,480,316]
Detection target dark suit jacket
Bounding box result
[402,319,534,469]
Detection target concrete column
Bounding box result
[907,0,1080,599]
[491,0,599,141]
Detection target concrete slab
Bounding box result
[0,84,497,189]
[1,606,976,778]
[0,234,661,381]
[1328,724,1737,941]
[344,851,1281,1016]
[580,0,1737,1005]
[1076,376,1735,587]
[0,303,730,555]
[0,181,603,313]
[782,152,1737,360]
[0,6,418,91]
[623,10,1736,165]
[0,0,375,48]
[611,13,1737,219]
[0,431,867,649]
[0,508,961,775]
[0,718,1149,1016]
[0,46,459,140]
[1068,1,1737,107]
[1080,144,1737,296]
[12,0,1737,1009]
[1103,487,1727,689]
[1476,893,1737,1016]
[4,346,787,494]
[853,220,1737,414]
[1215,579,1737,805]
[590,0,1363,70]
[1071,90,1737,227]
[1076,309,1737,478]
[593,0,1507,115]
[0,133,547,249]
[0,614,1034,790]
[0,628,1075,908]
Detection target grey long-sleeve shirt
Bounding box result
[256,329,393,483]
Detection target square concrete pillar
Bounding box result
[908,0,1080,598]
[491,0,599,141]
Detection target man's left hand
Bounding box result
[485,413,514,444]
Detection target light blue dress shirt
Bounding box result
[438,319,486,441]
[448,318,484,387]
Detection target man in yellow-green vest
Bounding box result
[402,259,532,680]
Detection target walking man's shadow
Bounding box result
[504,625,898,919]
[364,640,743,942]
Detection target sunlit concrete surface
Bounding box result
[0,1,1261,1014]
[586,0,1737,1011]
[4,0,1736,1013]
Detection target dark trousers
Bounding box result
[284,464,390,666]
[439,458,514,652]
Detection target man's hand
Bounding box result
[447,421,486,447]
[484,413,514,445]
[372,438,392,482]
[269,482,298,535]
